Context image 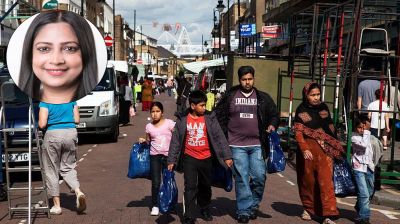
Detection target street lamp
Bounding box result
[216,0,225,13]
[216,1,225,57]
[203,40,209,58]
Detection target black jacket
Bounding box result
[167,110,232,172]
[214,85,280,158]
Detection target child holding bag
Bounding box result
[139,101,175,216]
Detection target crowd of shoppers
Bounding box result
[33,62,384,224]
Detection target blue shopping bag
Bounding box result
[211,162,233,192]
[127,143,150,179]
[159,169,178,213]
[333,159,356,197]
[267,131,286,174]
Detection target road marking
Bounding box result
[88,149,92,152]
[381,186,400,196]
[93,145,97,147]
[18,219,26,224]
[277,173,284,178]
[83,153,87,157]
[336,198,400,219]
[78,158,84,162]
[286,180,295,186]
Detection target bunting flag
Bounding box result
[163,23,172,31]
[175,23,181,34]
[152,20,159,28]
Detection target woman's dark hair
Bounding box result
[150,101,164,113]
[189,90,207,105]
[19,11,98,101]
[238,66,255,80]
[375,89,382,99]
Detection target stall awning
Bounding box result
[108,60,128,73]
[183,57,226,74]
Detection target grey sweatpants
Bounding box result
[41,129,80,197]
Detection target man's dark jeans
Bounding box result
[150,154,167,207]
[183,155,212,218]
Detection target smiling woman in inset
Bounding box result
[19,10,98,104]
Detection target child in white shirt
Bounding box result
[367,89,390,149]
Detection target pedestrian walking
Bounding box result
[357,79,380,113]
[167,90,233,224]
[142,76,154,111]
[293,82,344,224]
[17,10,99,104]
[166,78,174,97]
[351,116,383,224]
[134,81,142,103]
[38,101,86,215]
[214,66,279,223]
[138,102,175,216]
[119,77,133,125]
[367,89,390,150]
[175,72,192,115]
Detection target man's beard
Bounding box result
[240,85,253,93]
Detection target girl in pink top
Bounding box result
[139,101,175,216]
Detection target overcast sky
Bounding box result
[106,0,219,45]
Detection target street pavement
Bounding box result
[0,93,399,224]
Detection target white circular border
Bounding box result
[6,12,107,94]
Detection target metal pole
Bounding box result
[202,34,204,57]
[213,10,215,58]
[113,0,115,60]
[133,10,136,61]
[322,16,330,101]
[333,11,344,125]
[219,11,222,57]
[28,103,32,224]
[310,4,319,80]
[238,0,241,53]
[141,25,143,61]
[227,0,230,52]
[80,0,84,16]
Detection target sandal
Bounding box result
[301,210,311,221]
[322,218,336,224]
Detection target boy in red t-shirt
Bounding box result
[168,90,233,224]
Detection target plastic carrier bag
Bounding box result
[267,131,286,174]
[159,169,178,213]
[127,143,150,179]
[211,162,233,192]
[333,159,356,197]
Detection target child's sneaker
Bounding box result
[50,206,62,215]
[76,192,87,213]
[150,206,159,216]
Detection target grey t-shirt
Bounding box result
[358,80,380,110]
[228,90,260,146]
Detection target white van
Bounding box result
[76,63,120,142]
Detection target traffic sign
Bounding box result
[104,35,113,47]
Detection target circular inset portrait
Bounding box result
[6,10,107,104]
